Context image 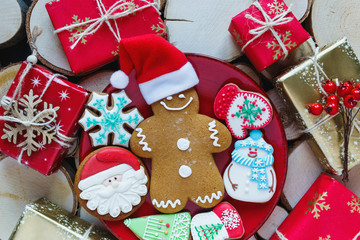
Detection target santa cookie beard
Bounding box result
[130,88,232,213]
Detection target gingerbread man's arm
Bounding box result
[130,118,154,159]
[200,115,232,153]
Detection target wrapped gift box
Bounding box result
[0,62,89,175]
[229,0,310,72]
[276,37,360,175]
[9,198,116,240]
[270,173,360,239]
[46,0,166,74]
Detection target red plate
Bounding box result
[79,54,288,239]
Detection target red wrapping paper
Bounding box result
[0,62,89,175]
[229,0,310,72]
[46,0,166,74]
[270,173,360,239]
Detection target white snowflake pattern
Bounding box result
[253,173,259,179]
[38,141,46,150]
[55,120,64,133]
[59,90,70,101]
[254,159,263,166]
[260,183,267,189]
[253,168,259,173]
[31,76,41,88]
[260,168,266,174]
[260,175,267,182]
[220,209,241,230]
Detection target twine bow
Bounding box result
[54,0,160,49]
[241,0,293,59]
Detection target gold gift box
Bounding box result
[276,37,360,175]
[9,198,116,240]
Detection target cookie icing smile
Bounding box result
[160,97,193,111]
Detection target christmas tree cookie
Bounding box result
[191,202,244,240]
[214,83,273,139]
[124,212,191,240]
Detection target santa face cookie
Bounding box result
[131,88,232,213]
[223,130,276,203]
[75,147,149,221]
[124,212,191,240]
[214,83,273,139]
[191,202,244,240]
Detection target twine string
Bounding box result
[241,0,293,59]
[54,0,160,49]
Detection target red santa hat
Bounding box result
[110,34,199,105]
[78,147,140,190]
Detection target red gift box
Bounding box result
[0,62,89,175]
[270,173,360,239]
[229,0,310,72]
[46,0,166,74]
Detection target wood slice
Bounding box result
[249,236,258,240]
[0,157,77,239]
[234,62,262,86]
[79,206,106,229]
[281,140,323,211]
[266,89,302,140]
[0,0,26,49]
[311,0,360,59]
[333,164,360,197]
[257,206,288,240]
[77,70,114,92]
[26,0,76,76]
[164,0,311,62]
[0,63,22,160]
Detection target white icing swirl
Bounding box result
[160,97,193,111]
[135,128,152,152]
[208,120,221,147]
[152,199,181,208]
[195,191,223,204]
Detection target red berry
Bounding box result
[325,103,339,115]
[337,81,353,97]
[326,95,339,104]
[308,103,323,115]
[351,88,360,100]
[344,95,358,108]
[323,80,337,94]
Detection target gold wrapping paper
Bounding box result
[276,37,360,175]
[9,198,116,240]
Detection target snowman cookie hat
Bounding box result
[78,148,141,190]
[234,130,274,153]
[110,34,199,105]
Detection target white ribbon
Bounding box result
[54,0,160,49]
[241,0,293,59]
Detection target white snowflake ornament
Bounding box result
[78,91,143,147]
[191,202,244,240]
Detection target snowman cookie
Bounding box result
[74,147,149,221]
[124,212,191,240]
[214,83,273,139]
[110,35,232,213]
[191,202,245,240]
[223,130,276,203]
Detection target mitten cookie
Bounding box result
[191,202,245,240]
[110,35,232,213]
[78,91,143,147]
[214,83,273,139]
[223,130,277,203]
[74,147,149,221]
[124,212,191,240]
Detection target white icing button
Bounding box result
[166,96,173,100]
[179,165,192,178]
[177,138,190,151]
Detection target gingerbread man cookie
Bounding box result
[110,35,232,213]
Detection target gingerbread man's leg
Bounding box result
[149,171,188,213]
[188,162,225,208]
